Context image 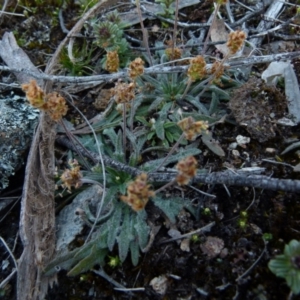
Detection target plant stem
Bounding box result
[59,119,92,171]
[197,55,228,98]
[171,0,179,61]
[154,179,176,194]
[130,97,134,133]
[235,239,267,283]
[180,78,192,100]
[123,103,127,161]
[152,132,185,172]
[135,0,153,66]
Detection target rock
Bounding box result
[0,92,39,192]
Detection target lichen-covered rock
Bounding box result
[0,92,39,192]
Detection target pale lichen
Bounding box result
[0,92,39,192]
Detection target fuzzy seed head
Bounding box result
[120,173,155,211]
[176,156,198,186]
[187,55,207,81]
[128,57,144,80]
[60,159,82,191]
[22,80,45,108]
[44,92,68,121]
[177,117,209,141]
[227,30,246,54]
[22,80,68,121]
[165,48,182,61]
[106,50,119,73]
[114,81,136,104]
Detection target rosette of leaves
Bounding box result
[78,123,201,173]
[45,183,195,276]
[155,0,175,23]
[268,240,300,295]
[47,157,197,277]
[91,11,132,68]
[46,121,199,276]
[136,116,183,148]
[132,72,228,156]
[134,64,231,119]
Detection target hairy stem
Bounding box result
[154,179,176,194]
[197,54,228,98]
[153,133,185,172]
[135,0,153,66]
[123,103,127,161]
[180,78,192,100]
[171,0,179,61]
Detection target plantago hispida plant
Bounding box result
[22,80,68,121]
[120,173,155,211]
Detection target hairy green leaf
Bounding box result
[107,202,123,251]
[152,196,186,223]
[118,206,132,262]
[134,210,150,249]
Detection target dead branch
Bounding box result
[0,1,117,299]
[56,135,300,193]
[0,51,300,87]
[0,31,56,300]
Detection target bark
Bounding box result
[0,32,57,300]
[56,135,300,193]
[0,1,115,298]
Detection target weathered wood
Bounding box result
[57,135,300,193]
[0,32,55,299]
[0,1,114,299]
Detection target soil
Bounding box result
[1,1,300,299]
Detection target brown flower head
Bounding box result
[176,156,198,186]
[106,50,119,73]
[227,30,247,55]
[177,117,209,141]
[22,80,68,121]
[21,80,45,108]
[44,92,68,121]
[60,159,82,191]
[114,81,136,104]
[187,55,207,82]
[165,48,182,61]
[128,57,144,80]
[120,173,155,211]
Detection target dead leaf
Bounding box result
[201,131,225,157]
[200,236,225,258]
[210,19,229,56]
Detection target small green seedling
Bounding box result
[268,240,300,295]
[108,255,121,268]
